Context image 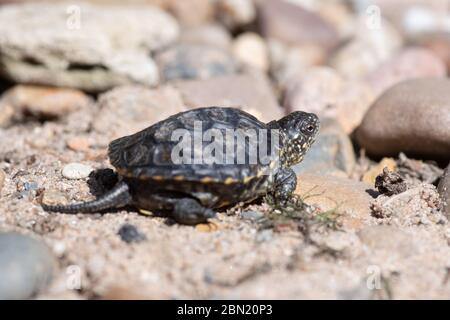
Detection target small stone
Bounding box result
[362,158,397,185]
[258,0,339,52]
[438,163,450,217]
[180,24,232,50]
[0,232,56,299]
[356,79,450,160]
[240,210,264,221]
[195,222,219,232]
[232,32,269,72]
[66,137,91,152]
[217,0,256,30]
[293,118,355,176]
[296,174,377,231]
[118,224,147,244]
[155,44,237,82]
[41,189,68,206]
[0,85,91,121]
[62,163,93,180]
[365,47,446,96]
[174,71,284,123]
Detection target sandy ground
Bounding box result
[0,101,449,300]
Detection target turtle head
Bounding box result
[276,111,320,167]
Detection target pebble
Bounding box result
[356,79,450,159]
[296,174,377,231]
[62,163,93,180]
[0,232,56,299]
[155,44,237,82]
[255,229,273,242]
[173,71,284,123]
[232,32,269,72]
[240,210,264,221]
[217,0,256,30]
[0,85,91,125]
[365,47,447,96]
[0,3,178,91]
[195,222,219,232]
[41,189,68,206]
[118,224,147,244]
[66,137,91,152]
[438,164,450,217]
[258,0,339,52]
[292,118,355,176]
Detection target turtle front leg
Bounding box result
[271,168,297,205]
[172,198,216,225]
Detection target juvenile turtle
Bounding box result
[42,107,319,225]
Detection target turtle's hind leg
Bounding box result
[42,181,132,214]
[172,198,216,225]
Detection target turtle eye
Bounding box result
[301,122,316,135]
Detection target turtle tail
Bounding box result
[42,181,132,214]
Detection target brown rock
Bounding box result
[356,79,450,160]
[258,0,339,52]
[0,85,91,121]
[365,47,446,96]
[93,85,186,140]
[296,174,377,230]
[66,137,91,152]
[174,71,284,122]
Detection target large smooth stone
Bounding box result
[0,232,56,299]
[356,79,450,160]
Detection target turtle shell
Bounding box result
[108,107,279,184]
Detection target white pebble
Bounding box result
[62,163,93,180]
